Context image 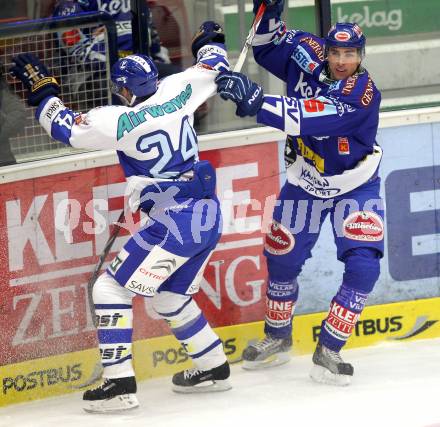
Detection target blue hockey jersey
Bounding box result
[252,18,382,197]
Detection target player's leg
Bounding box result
[82,222,193,412]
[82,272,138,413]
[152,244,231,393]
[243,183,329,369]
[311,179,384,385]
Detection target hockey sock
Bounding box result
[93,273,135,378]
[319,283,368,352]
[153,291,226,371]
[264,278,299,338]
[319,249,379,351]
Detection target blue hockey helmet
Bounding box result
[110,54,158,106]
[325,23,366,57]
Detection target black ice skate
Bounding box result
[310,342,354,386]
[242,335,292,370]
[172,361,231,393]
[83,376,139,413]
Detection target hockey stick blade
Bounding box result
[68,362,103,389]
[233,2,267,72]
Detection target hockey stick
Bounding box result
[233,2,267,72]
[69,209,125,389]
[87,209,125,327]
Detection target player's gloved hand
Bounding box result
[191,21,225,58]
[9,53,60,106]
[215,71,264,117]
[253,0,284,17]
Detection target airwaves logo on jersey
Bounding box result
[117,84,193,140]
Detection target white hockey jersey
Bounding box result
[36,43,229,182]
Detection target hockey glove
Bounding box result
[191,21,225,58]
[10,53,60,106]
[215,71,264,118]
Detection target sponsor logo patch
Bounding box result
[342,211,384,242]
[108,248,129,274]
[324,301,360,340]
[342,75,358,96]
[361,77,374,106]
[265,220,294,255]
[334,31,351,42]
[299,36,324,61]
[266,298,295,321]
[292,45,319,75]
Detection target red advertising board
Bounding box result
[0,142,280,367]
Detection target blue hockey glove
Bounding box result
[10,53,60,106]
[215,71,264,118]
[253,0,285,18]
[191,21,225,58]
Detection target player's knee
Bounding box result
[93,272,133,305]
[342,248,381,293]
[152,291,196,320]
[267,258,301,282]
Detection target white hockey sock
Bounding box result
[93,273,135,379]
[152,291,226,371]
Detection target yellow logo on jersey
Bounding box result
[296,138,324,173]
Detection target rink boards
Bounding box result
[1,107,440,406]
[1,296,439,406]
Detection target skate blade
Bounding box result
[172,379,232,394]
[310,364,351,386]
[83,394,139,413]
[242,352,291,371]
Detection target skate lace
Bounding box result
[89,378,114,392]
[183,368,203,380]
[322,346,344,364]
[253,335,280,351]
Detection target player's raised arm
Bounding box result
[251,0,308,82]
[222,73,381,136]
[174,21,229,113]
[9,53,138,150]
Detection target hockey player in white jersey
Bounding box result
[10,21,231,413]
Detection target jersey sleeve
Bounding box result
[175,42,230,112]
[256,73,381,137]
[251,10,322,83]
[35,43,230,149]
[36,96,124,150]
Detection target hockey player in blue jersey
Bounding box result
[216,0,384,386]
[52,0,179,79]
[53,0,171,61]
[10,21,231,412]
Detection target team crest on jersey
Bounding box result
[338,137,350,155]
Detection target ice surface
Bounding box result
[1,338,440,427]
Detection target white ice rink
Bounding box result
[1,338,440,427]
